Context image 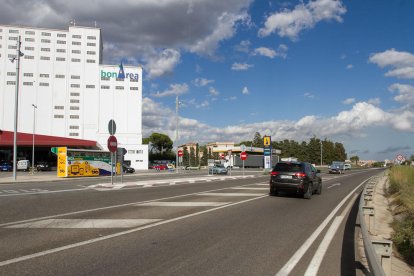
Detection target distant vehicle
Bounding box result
[17,160,30,171]
[36,161,51,171]
[0,161,12,172]
[122,164,135,173]
[152,164,168,171]
[269,161,322,199]
[209,164,228,175]
[329,161,345,174]
[344,163,352,170]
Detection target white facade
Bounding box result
[0,24,148,170]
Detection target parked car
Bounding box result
[344,163,352,170]
[36,161,51,171]
[122,164,135,173]
[17,160,30,171]
[329,161,345,174]
[269,161,322,199]
[208,164,228,175]
[0,161,13,172]
[152,164,168,171]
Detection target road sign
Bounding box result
[240,151,248,161]
[107,135,118,152]
[220,153,225,159]
[396,154,405,162]
[263,136,271,147]
[264,147,272,156]
[178,150,183,157]
[108,120,116,135]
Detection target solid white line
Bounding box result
[137,202,230,207]
[0,194,267,267]
[199,192,265,197]
[0,188,87,197]
[231,187,269,190]
[6,219,161,229]
[304,194,357,276]
[275,179,368,276]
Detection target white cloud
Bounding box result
[252,44,288,59]
[145,49,181,78]
[346,64,354,69]
[388,83,414,106]
[242,86,249,95]
[369,49,414,79]
[151,83,189,98]
[343,98,355,104]
[209,87,220,96]
[193,78,214,87]
[235,40,251,53]
[304,92,315,99]
[367,98,381,106]
[258,0,346,40]
[231,62,254,71]
[143,99,414,150]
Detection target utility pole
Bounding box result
[12,36,23,181]
[320,140,323,167]
[175,95,179,173]
[31,104,37,174]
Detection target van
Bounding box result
[17,160,31,171]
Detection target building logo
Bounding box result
[100,63,139,81]
[118,63,125,79]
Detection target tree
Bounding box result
[196,143,200,166]
[350,156,359,165]
[190,147,196,167]
[148,133,173,153]
[182,146,189,166]
[252,132,263,148]
[201,145,208,166]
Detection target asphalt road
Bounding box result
[0,169,383,275]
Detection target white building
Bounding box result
[0,24,148,170]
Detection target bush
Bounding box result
[388,166,414,265]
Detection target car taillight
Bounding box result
[295,172,306,178]
[270,171,278,176]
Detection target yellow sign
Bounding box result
[263,136,271,147]
[57,147,67,177]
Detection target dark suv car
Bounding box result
[269,161,322,199]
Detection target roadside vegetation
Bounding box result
[388,166,414,265]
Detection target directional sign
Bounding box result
[107,135,118,152]
[178,150,183,157]
[240,151,248,161]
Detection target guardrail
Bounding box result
[359,175,392,276]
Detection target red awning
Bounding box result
[0,130,97,147]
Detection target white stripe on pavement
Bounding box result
[137,202,230,207]
[198,192,265,197]
[6,219,161,229]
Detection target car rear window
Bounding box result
[273,163,302,172]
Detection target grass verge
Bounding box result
[388,166,414,265]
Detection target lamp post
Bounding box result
[175,95,179,173]
[320,140,323,167]
[31,104,37,174]
[11,36,24,181]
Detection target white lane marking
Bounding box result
[199,192,265,197]
[0,188,86,197]
[275,178,368,276]
[304,194,357,276]
[327,183,341,189]
[137,202,230,207]
[0,182,264,228]
[6,219,161,229]
[231,187,269,190]
[0,194,267,267]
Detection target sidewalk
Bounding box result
[358,174,414,275]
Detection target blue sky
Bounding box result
[2,0,414,161]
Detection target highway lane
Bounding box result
[0,169,382,275]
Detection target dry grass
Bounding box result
[388,166,414,265]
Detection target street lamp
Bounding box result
[31,104,37,174]
[175,95,179,172]
[320,140,323,167]
[11,36,24,181]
